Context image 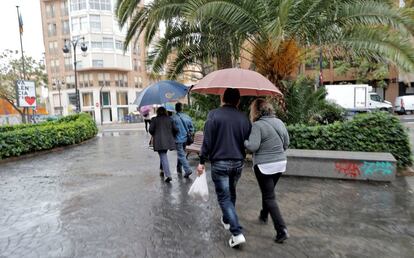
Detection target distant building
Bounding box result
[40,0,148,124]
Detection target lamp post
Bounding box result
[62,37,87,113]
[99,84,105,125]
[52,79,64,116]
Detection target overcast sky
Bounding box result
[0,0,44,61]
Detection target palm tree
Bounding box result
[115,0,241,78]
[117,0,414,95]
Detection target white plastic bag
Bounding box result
[188,171,209,202]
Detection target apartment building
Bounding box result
[40,0,148,123]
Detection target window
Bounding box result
[61,1,69,16]
[48,41,58,54]
[68,93,77,105]
[71,16,88,32]
[105,73,110,86]
[101,92,110,106]
[133,44,140,55]
[133,59,137,71]
[82,92,93,107]
[115,73,126,87]
[138,60,141,71]
[98,73,110,86]
[91,41,102,49]
[115,40,124,50]
[71,0,87,11]
[124,74,128,87]
[46,3,55,18]
[103,37,113,49]
[77,60,83,69]
[89,0,111,11]
[80,16,88,32]
[90,15,101,32]
[117,92,128,105]
[370,94,382,102]
[65,75,75,89]
[48,23,57,36]
[62,20,70,34]
[79,73,90,87]
[92,59,104,67]
[71,18,79,32]
[134,77,143,88]
[53,94,61,107]
[50,59,59,73]
[134,77,138,88]
[117,108,128,122]
[64,57,72,71]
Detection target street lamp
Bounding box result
[52,79,64,116]
[63,37,87,113]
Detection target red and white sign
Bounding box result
[16,80,37,107]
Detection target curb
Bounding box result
[0,136,98,165]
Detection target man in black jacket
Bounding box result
[196,88,251,248]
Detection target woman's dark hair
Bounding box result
[156,106,167,116]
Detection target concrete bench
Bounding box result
[186,131,203,157]
[285,149,396,182]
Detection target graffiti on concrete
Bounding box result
[360,161,393,176]
[335,161,361,178]
[335,161,394,178]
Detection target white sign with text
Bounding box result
[16,80,37,107]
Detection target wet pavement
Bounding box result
[1,127,414,258]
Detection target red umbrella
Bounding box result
[191,68,282,96]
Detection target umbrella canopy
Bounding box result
[139,105,152,115]
[133,80,188,108]
[191,68,282,96]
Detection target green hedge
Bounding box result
[288,112,412,168]
[0,113,98,159]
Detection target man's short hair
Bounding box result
[175,102,182,112]
[223,88,240,106]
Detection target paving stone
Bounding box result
[0,130,413,257]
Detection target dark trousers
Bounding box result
[254,165,286,232]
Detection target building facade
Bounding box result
[40,0,148,123]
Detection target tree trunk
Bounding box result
[216,53,233,69]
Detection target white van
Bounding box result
[394,95,414,114]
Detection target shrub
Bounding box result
[0,113,98,159]
[287,112,412,168]
[275,78,346,125]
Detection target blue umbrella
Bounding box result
[133,80,188,108]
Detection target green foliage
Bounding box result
[276,78,346,125]
[288,112,412,168]
[334,57,390,88]
[117,0,414,87]
[185,93,220,120]
[0,50,48,119]
[0,113,98,159]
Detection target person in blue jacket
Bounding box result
[171,102,194,178]
[196,88,251,248]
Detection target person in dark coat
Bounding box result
[149,106,178,183]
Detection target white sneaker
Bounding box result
[229,234,246,248]
[220,217,230,230]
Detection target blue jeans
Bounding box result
[211,160,243,236]
[158,151,171,177]
[176,143,191,174]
